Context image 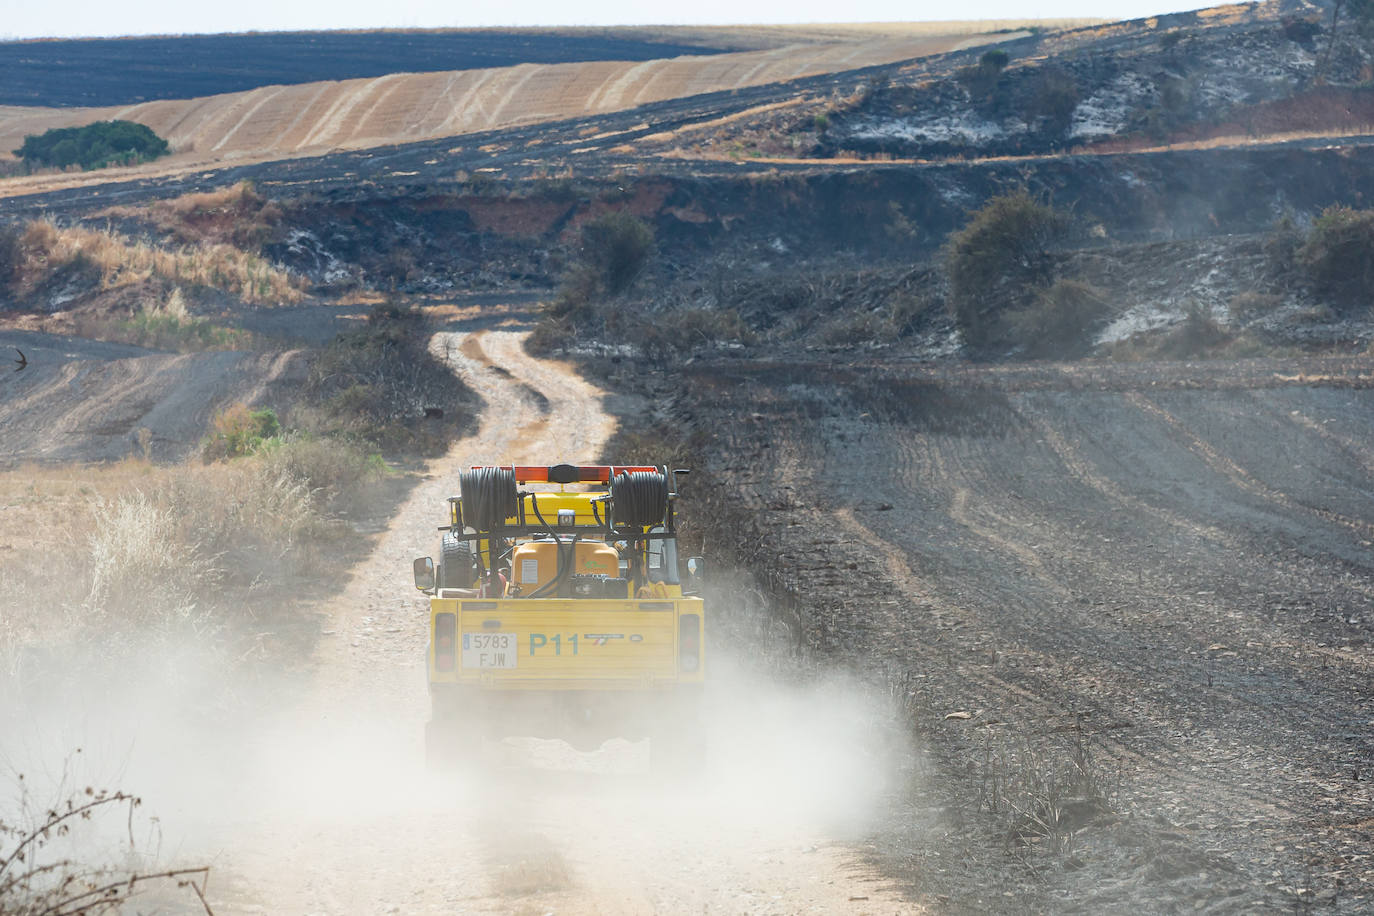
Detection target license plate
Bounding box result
[461,632,517,669]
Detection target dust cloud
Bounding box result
[2,628,914,911]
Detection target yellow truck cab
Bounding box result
[413,464,705,774]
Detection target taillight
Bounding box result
[679,614,701,673]
[434,612,456,672]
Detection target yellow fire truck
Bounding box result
[414,464,705,774]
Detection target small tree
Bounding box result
[945,190,1068,353]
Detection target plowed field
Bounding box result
[665,355,1374,912]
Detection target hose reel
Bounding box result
[610,469,669,527]
[459,466,518,530]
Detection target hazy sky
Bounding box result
[6,1,1210,40]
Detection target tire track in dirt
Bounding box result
[797,386,1358,838]
[1129,391,1374,540]
[1016,408,1374,795]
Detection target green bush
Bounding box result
[1263,213,1303,281]
[204,404,281,460]
[946,190,1068,353]
[1299,205,1374,307]
[543,212,655,339]
[14,120,169,171]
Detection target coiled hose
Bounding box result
[611,470,669,527]
[460,467,518,530]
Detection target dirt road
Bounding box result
[205,318,917,914]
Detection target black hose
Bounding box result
[611,470,669,527]
[529,534,579,598]
[528,492,552,530]
[460,467,518,530]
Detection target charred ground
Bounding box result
[2,1,1373,912]
[0,30,728,108]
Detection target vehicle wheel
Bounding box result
[437,530,473,589]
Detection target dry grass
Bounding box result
[0,448,370,677]
[74,287,259,352]
[483,831,572,898]
[103,181,286,251]
[973,727,1116,856]
[19,217,301,304]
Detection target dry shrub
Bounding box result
[20,219,59,258]
[1299,205,1374,307]
[100,181,285,250]
[6,459,339,648]
[1107,303,1276,361]
[86,490,212,629]
[1228,291,1283,321]
[151,181,284,250]
[0,778,210,916]
[974,729,1114,855]
[0,454,363,686]
[624,306,753,357]
[302,304,475,453]
[85,461,330,618]
[1008,279,1108,359]
[18,218,301,304]
[258,435,387,504]
[77,288,257,353]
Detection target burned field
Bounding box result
[653,355,1374,913]
[3,2,1374,911]
[0,30,724,107]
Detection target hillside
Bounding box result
[0,31,1014,183]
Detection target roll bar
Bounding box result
[471,464,660,485]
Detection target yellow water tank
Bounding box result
[509,540,620,595]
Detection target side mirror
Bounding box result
[413,556,436,592]
[686,557,705,581]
